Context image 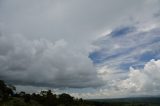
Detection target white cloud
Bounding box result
[120,59,160,92]
[72,59,160,99]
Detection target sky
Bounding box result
[0,0,160,99]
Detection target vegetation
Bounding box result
[1,80,160,106]
[0,80,93,106]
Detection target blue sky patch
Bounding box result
[89,50,105,64]
[111,26,135,37]
[139,51,159,62]
[90,25,160,71]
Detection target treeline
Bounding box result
[0,80,154,106]
[0,80,93,106]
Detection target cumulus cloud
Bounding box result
[72,59,160,99]
[0,33,103,88]
[119,59,160,92]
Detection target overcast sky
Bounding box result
[0,0,160,99]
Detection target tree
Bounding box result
[59,93,74,106]
[0,80,14,101]
[19,91,26,97]
[40,90,48,97]
[0,80,6,100]
[24,94,31,103]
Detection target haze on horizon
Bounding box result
[0,0,160,99]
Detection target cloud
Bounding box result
[0,0,160,99]
[90,23,160,70]
[119,59,160,93]
[72,59,160,99]
[0,33,103,88]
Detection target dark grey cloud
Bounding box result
[0,33,103,88]
[0,0,144,89]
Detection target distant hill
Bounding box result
[89,97,160,103]
[88,97,160,106]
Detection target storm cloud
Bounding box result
[0,33,103,88]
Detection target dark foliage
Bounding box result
[0,80,14,101]
[0,80,93,106]
[1,80,160,106]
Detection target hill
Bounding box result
[88,97,160,106]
